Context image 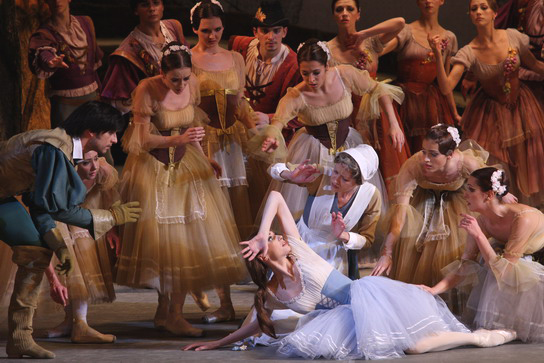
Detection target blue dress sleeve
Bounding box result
[25,144,93,236]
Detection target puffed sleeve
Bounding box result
[121,78,160,154]
[338,65,404,120]
[459,140,489,176]
[451,45,474,71]
[444,31,458,59]
[393,153,420,201]
[507,28,532,62]
[246,88,303,162]
[368,35,385,55]
[26,144,93,236]
[488,211,542,292]
[28,28,59,79]
[345,188,382,250]
[395,25,411,50]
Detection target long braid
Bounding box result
[245,258,277,338]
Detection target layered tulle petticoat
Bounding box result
[117,145,247,293]
[278,276,469,360]
[449,256,544,343]
[53,222,116,304]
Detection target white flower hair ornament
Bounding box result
[490,170,507,196]
[446,126,461,147]
[190,0,224,25]
[297,41,331,62]
[163,44,192,57]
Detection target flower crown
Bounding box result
[163,44,192,57]
[490,170,507,196]
[431,124,461,147]
[297,40,331,62]
[190,0,224,25]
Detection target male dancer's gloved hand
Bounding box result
[109,201,142,224]
[43,228,73,275]
[90,201,142,241]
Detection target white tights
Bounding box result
[407,329,517,354]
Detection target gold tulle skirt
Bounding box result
[387,187,471,314]
[52,224,115,304]
[117,145,247,293]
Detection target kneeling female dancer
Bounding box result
[184,191,516,360]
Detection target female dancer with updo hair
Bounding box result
[184,191,517,359]
[371,124,516,314]
[381,0,460,152]
[430,0,544,207]
[116,42,247,336]
[190,0,255,240]
[424,166,544,342]
[327,0,410,193]
[251,38,403,219]
[190,0,257,324]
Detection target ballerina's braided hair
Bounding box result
[470,167,510,198]
[245,256,277,338]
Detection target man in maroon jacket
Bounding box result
[229,0,302,217]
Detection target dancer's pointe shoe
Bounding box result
[202,306,235,324]
[165,317,205,337]
[71,320,116,344]
[45,320,72,338]
[190,291,211,312]
[474,329,517,348]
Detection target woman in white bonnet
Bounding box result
[270,143,382,279]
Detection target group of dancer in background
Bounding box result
[1,0,544,360]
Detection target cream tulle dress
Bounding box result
[53,158,118,304]
[387,141,488,314]
[249,65,402,219]
[116,75,247,293]
[447,206,544,342]
[192,51,254,238]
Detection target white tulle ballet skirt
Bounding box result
[278,276,469,360]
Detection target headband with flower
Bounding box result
[490,170,507,196]
[163,44,192,57]
[297,40,331,62]
[190,0,224,25]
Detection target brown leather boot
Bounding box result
[6,246,55,359]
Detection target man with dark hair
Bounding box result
[229,0,302,217]
[0,101,142,359]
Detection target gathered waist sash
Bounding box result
[305,118,350,154]
[149,128,187,165]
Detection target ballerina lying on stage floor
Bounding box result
[184,190,516,360]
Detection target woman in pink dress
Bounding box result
[327,0,410,194]
[431,0,544,207]
[382,0,461,152]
